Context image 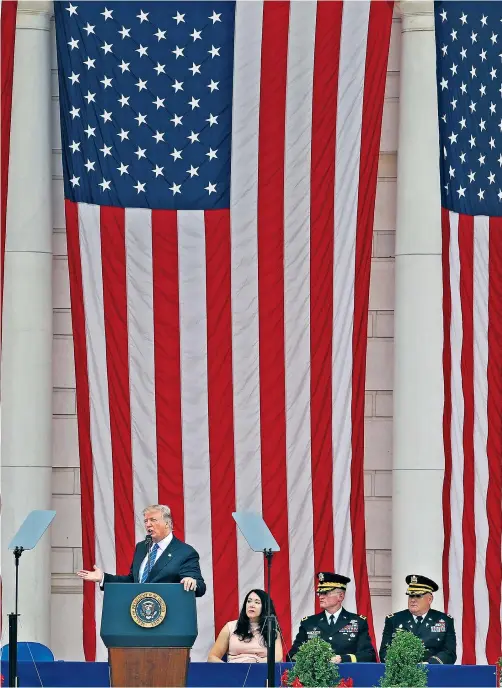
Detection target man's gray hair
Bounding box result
[143,504,173,529]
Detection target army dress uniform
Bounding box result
[379,609,456,664]
[288,573,376,663]
[288,608,376,663]
[379,575,456,665]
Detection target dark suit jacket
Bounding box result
[288,609,376,663]
[102,535,206,597]
[379,608,456,664]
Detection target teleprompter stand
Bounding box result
[233,512,280,688]
[7,510,56,687]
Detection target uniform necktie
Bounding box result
[141,543,159,583]
[329,614,335,626]
[416,616,423,624]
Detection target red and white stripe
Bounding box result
[442,209,502,665]
[65,0,393,661]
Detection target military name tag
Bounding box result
[130,591,167,628]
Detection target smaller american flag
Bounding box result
[435,0,502,666]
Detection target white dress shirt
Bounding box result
[325,608,342,626]
[138,532,173,582]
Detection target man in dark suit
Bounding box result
[77,504,206,596]
[379,575,456,664]
[288,573,376,663]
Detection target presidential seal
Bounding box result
[130,592,166,628]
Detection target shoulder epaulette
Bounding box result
[386,613,393,618]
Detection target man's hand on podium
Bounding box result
[77,565,103,582]
[181,577,197,591]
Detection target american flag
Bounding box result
[54,0,393,660]
[435,0,502,665]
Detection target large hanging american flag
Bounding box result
[435,0,502,665]
[54,0,393,660]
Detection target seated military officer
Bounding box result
[379,574,456,664]
[288,572,376,663]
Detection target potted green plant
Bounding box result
[379,629,428,688]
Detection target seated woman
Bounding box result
[208,589,283,663]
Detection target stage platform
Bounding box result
[1,661,498,687]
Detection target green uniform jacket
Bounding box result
[288,608,377,663]
[379,609,456,664]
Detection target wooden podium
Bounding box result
[101,583,197,688]
[108,648,190,687]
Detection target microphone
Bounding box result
[145,534,152,553]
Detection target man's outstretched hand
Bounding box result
[77,565,103,583]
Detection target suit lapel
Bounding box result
[418,610,434,637]
[425,610,437,627]
[406,610,420,636]
[317,613,328,631]
[133,542,148,582]
[407,610,431,638]
[149,535,181,581]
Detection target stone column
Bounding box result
[392,0,445,610]
[1,0,53,644]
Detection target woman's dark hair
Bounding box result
[234,589,277,645]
